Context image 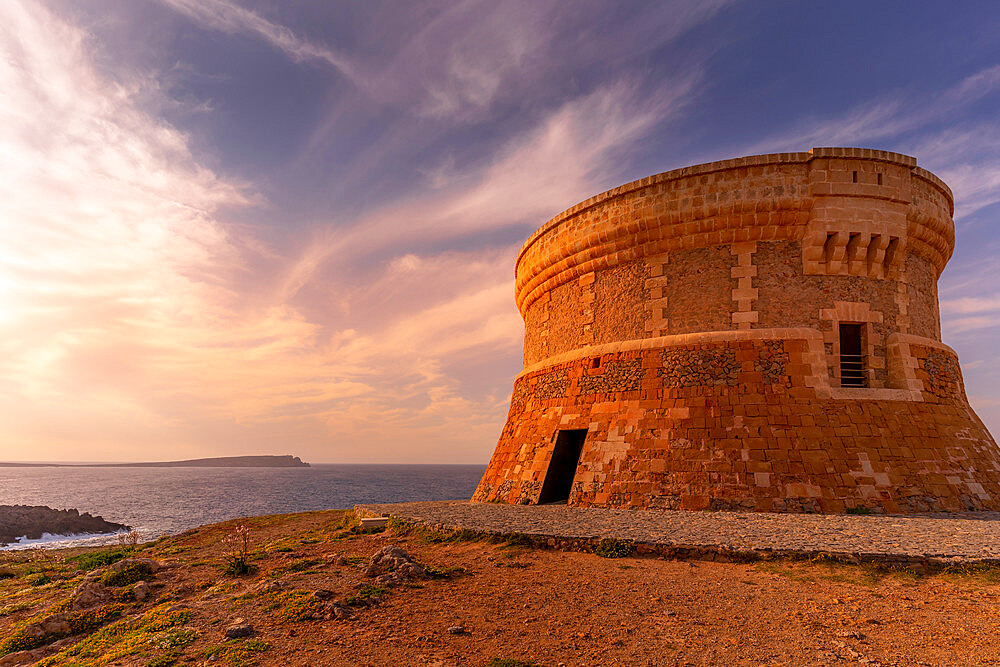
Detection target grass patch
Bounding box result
[28,573,52,587]
[594,538,635,559]
[1,602,126,657]
[68,548,132,572]
[282,558,322,573]
[936,561,1000,586]
[0,600,35,618]
[101,560,154,587]
[344,584,389,607]
[35,603,190,666]
[481,659,542,667]
[223,560,257,576]
[335,511,360,531]
[749,555,981,587]
[425,565,467,579]
[845,506,873,515]
[257,590,324,622]
[200,638,270,666]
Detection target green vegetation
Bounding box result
[344,584,388,607]
[222,525,255,576]
[28,573,52,587]
[101,560,153,587]
[594,538,636,559]
[68,548,132,572]
[283,557,322,573]
[0,602,126,657]
[199,638,270,666]
[481,659,542,667]
[425,564,467,579]
[36,604,191,666]
[846,505,873,515]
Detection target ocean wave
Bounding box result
[1,530,127,551]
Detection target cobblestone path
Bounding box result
[355,500,1000,563]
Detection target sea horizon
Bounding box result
[0,463,485,550]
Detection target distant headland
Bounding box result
[0,455,310,468]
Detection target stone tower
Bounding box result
[474,147,1000,513]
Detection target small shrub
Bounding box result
[222,525,255,576]
[69,549,131,572]
[118,529,141,548]
[29,573,52,586]
[503,533,533,548]
[277,591,324,621]
[35,604,188,666]
[385,516,414,535]
[285,558,321,573]
[200,638,270,666]
[594,538,635,559]
[101,561,153,587]
[482,660,542,667]
[0,603,126,657]
[846,506,873,515]
[344,584,388,607]
[425,565,467,579]
[334,511,359,531]
[159,628,198,648]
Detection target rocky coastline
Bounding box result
[0,505,128,547]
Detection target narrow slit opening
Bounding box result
[839,323,866,388]
[867,234,882,274]
[823,232,837,265]
[883,237,899,273]
[852,171,858,183]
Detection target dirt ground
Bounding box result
[2,510,1000,666]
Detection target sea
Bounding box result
[0,464,485,550]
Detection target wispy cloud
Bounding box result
[0,1,532,463]
[744,65,1000,154]
[159,0,728,124]
[942,295,1000,315]
[280,76,698,301]
[158,0,359,80]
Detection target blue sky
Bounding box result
[2,0,999,463]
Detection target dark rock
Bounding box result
[447,625,466,635]
[224,621,254,638]
[314,589,335,600]
[0,505,128,546]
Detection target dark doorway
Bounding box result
[839,323,865,387]
[538,429,587,504]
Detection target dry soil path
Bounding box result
[355,500,1000,564]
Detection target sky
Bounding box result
[1,0,999,464]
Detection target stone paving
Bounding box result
[354,500,1000,564]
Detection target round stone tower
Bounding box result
[474,147,1000,513]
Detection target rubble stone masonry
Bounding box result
[475,147,1000,513]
